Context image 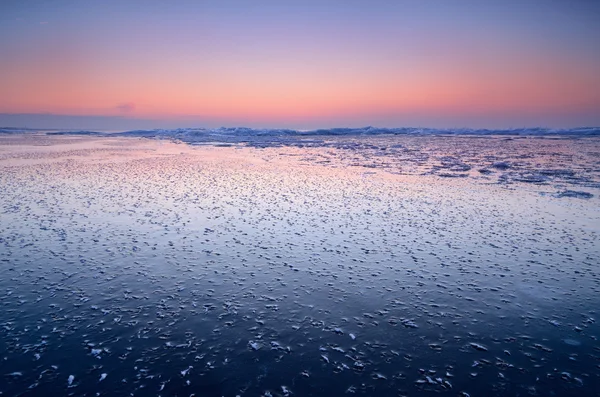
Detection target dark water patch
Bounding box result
[555,190,594,199]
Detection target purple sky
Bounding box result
[1,0,599,130]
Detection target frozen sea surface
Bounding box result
[0,134,599,396]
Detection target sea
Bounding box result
[0,128,599,396]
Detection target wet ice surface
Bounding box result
[247,135,600,193]
[1,134,599,396]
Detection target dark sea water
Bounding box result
[0,134,599,396]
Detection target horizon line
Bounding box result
[1,112,599,132]
[2,125,600,133]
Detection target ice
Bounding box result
[401,319,419,329]
[0,133,598,396]
[248,341,261,351]
[469,343,488,352]
[47,126,600,140]
[90,348,102,358]
[180,366,192,376]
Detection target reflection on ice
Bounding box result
[0,134,599,396]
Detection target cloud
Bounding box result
[40,21,48,25]
[115,102,136,113]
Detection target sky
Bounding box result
[1,0,599,130]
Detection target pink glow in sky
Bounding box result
[1,1,599,129]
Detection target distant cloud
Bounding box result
[40,21,48,25]
[115,102,136,113]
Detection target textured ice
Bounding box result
[40,126,600,139]
[0,134,599,396]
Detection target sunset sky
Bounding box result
[1,0,599,130]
